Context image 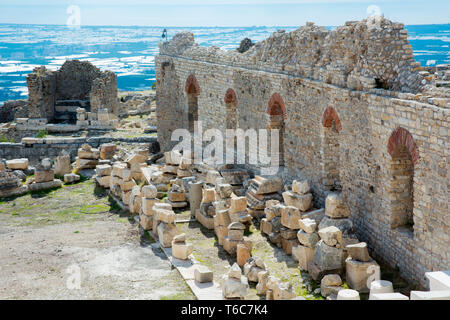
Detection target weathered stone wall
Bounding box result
[0,100,28,123]
[0,136,157,165]
[155,18,449,288]
[22,60,119,122]
[90,71,119,114]
[26,66,56,119]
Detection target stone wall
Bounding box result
[90,71,119,114]
[155,18,449,288]
[0,136,157,165]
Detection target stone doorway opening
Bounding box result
[387,127,418,232]
[185,74,200,132]
[321,107,342,191]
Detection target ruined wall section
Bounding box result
[90,71,119,114]
[155,19,449,288]
[55,60,102,101]
[26,66,56,119]
[159,18,433,95]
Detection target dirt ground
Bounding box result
[0,180,194,300]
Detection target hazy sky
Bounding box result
[0,0,449,26]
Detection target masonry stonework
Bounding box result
[155,18,449,288]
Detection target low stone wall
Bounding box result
[0,136,157,165]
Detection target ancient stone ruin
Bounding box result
[155,17,449,290]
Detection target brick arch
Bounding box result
[267,93,286,119]
[322,107,342,132]
[185,74,200,95]
[387,127,419,165]
[224,88,238,105]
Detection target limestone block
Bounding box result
[78,149,100,160]
[35,170,54,183]
[297,230,319,248]
[215,225,228,245]
[0,162,5,172]
[96,164,112,177]
[177,168,191,178]
[6,158,28,170]
[171,242,193,260]
[292,245,315,270]
[252,176,282,195]
[318,226,342,247]
[157,222,178,248]
[281,238,298,255]
[142,185,157,198]
[222,275,249,299]
[345,258,380,293]
[268,232,282,247]
[302,208,325,224]
[282,191,312,212]
[120,179,136,192]
[298,218,317,234]
[64,173,80,184]
[141,198,157,216]
[162,165,178,175]
[370,293,409,300]
[223,236,240,256]
[260,218,273,235]
[194,266,213,283]
[273,282,296,300]
[216,183,233,199]
[155,208,176,224]
[188,181,203,217]
[266,289,274,300]
[314,240,343,271]
[337,289,360,300]
[129,186,142,215]
[168,191,186,202]
[164,150,182,165]
[229,263,242,279]
[280,205,302,229]
[266,276,280,291]
[321,283,343,297]
[318,216,353,236]
[325,192,350,218]
[122,190,131,205]
[237,243,251,267]
[195,210,215,229]
[230,196,247,213]
[202,188,216,203]
[229,211,252,224]
[205,170,221,184]
[216,209,231,226]
[28,179,62,192]
[95,175,110,188]
[126,153,147,165]
[256,270,269,295]
[75,158,98,169]
[368,280,394,300]
[179,157,191,170]
[111,163,127,177]
[140,214,153,230]
[410,290,450,300]
[228,229,244,241]
[425,271,450,291]
[292,179,310,195]
[99,143,116,159]
[322,274,342,286]
[280,227,297,240]
[346,242,371,262]
[55,154,71,176]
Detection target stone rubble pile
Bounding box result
[246,176,283,219]
[74,144,99,173]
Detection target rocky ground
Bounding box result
[0,180,194,300]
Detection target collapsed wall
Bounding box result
[1,60,120,123]
[155,18,449,288]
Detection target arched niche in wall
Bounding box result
[266,93,286,166]
[321,107,342,191]
[387,127,418,231]
[185,74,200,132]
[224,88,238,130]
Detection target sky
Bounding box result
[0,0,449,27]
